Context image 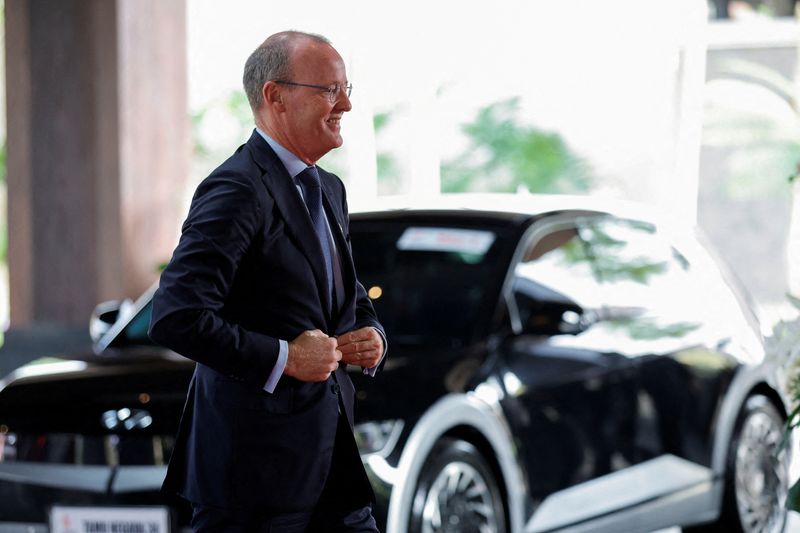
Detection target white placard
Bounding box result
[50,506,170,533]
[397,227,495,255]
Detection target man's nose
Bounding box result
[336,90,352,112]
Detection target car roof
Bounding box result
[351,193,686,231]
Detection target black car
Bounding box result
[0,198,790,533]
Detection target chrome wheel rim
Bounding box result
[734,410,789,533]
[421,461,500,533]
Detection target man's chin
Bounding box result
[327,135,344,151]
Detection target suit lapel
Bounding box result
[246,132,333,323]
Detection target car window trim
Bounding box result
[500,212,607,335]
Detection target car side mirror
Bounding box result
[556,309,590,335]
[512,278,588,336]
[518,300,589,336]
[89,299,132,343]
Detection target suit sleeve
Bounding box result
[338,178,388,368]
[149,171,280,387]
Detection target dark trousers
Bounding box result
[190,503,377,533]
[190,415,378,533]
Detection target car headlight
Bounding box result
[0,431,17,462]
[353,420,403,456]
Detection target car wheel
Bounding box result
[688,394,789,533]
[409,438,506,533]
[729,395,790,533]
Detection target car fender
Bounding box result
[708,362,785,514]
[384,390,527,533]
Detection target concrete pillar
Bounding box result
[5,0,188,327]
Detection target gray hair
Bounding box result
[243,31,332,112]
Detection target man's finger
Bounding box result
[337,341,357,354]
[343,328,372,342]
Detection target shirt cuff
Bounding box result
[263,339,289,393]
[362,327,388,377]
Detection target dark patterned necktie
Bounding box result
[297,166,334,301]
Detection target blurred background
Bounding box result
[1,2,800,531]
[1,0,799,341]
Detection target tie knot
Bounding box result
[297,166,321,190]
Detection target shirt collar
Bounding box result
[255,128,310,180]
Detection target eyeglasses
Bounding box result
[273,80,352,103]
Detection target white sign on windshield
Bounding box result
[397,227,495,255]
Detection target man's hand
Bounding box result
[285,330,341,382]
[338,327,384,369]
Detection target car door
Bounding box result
[500,213,730,531]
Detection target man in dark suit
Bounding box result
[149,30,386,532]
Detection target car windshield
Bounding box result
[350,220,509,347]
[105,219,512,351]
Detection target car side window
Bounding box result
[575,216,704,343]
[512,222,602,334]
[512,215,705,342]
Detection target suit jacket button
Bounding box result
[331,383,341,394]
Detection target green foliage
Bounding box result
[373,111,402,193]
[766,305,800,513]
[606,317,700,340]
[788,478,800,513]
[317,149,346,178]
[703,58,800,200]
[785,350,800,512]
[192,90,255,160]
[226,90,252,124]
[561,220,667,285]
[787,364,800,512]
[190,108,211,158]
[373,111,392,132]
[441,97,591,193]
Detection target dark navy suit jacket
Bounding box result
[149,130,384,513]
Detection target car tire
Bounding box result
[685,394,789,533]
[409,437,506,533]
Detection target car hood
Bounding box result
[350,341,491,424]
[0,340,491,435]
[0,351,193,435]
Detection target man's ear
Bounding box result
[263,81,285,109]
